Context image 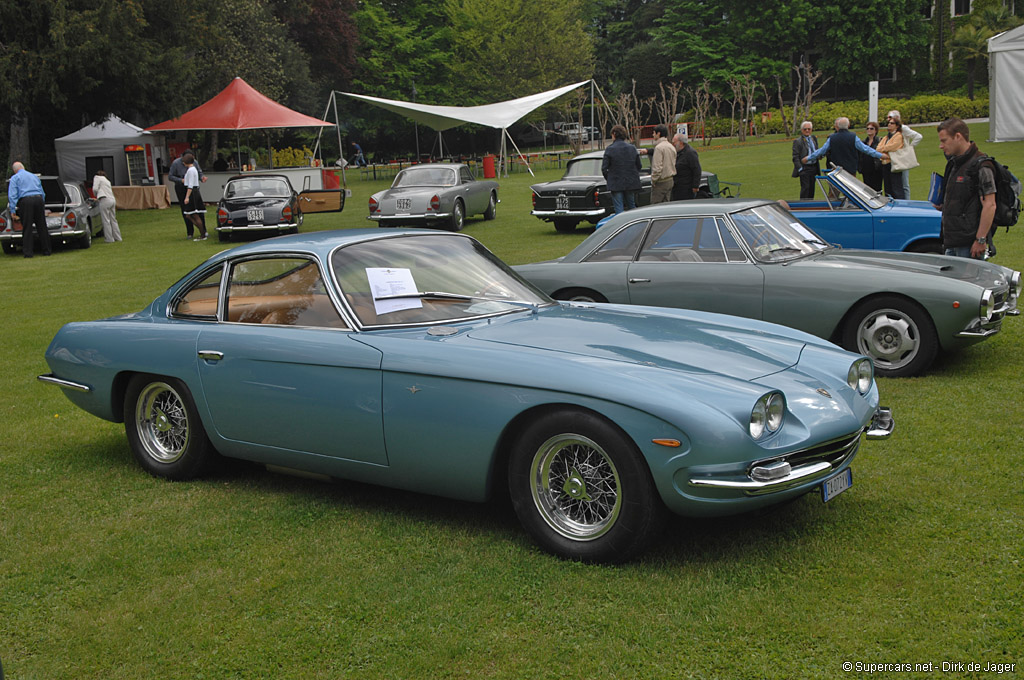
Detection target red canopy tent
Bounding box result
[146,77,334,131]
[146,77,339,173]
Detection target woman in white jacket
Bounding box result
[91,170,122,242]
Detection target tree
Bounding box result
[444,0,594,105]
[586,0,670,98]
[950,4,1023,99]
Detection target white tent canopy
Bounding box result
[55,115,165,185]
[342,80,592,174]
[988,25,1024,142]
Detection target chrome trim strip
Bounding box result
[37,374,91,393]
[531,209,605,217]
[690,461,834,494]
[218,224,297,232]
[368,212,453,221]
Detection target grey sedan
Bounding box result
[368,163,499,231]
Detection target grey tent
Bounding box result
[55,115,165,186]
[988,25,1024,142]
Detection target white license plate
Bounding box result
[396,198,412,212]
[821,468,853,502]
[556,195,570,210]
[247,208,264,223]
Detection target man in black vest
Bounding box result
[803,117,885,176]
[936,117,996,259]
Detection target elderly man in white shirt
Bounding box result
[91,170,122,242]
[887,109,922,199]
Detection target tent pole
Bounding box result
[505,129,533,177]
[590,79,595,150]
[332,91,346,185]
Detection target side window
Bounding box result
[718,218,748,262]
[225,257,348,328]
[460,167,474,183]
[170,266,223,319]
[639,217,699,262]
[584,221,648,262]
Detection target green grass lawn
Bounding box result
[2,123,1022,679]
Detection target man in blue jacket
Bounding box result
[8,162,51,257]
[602,124,643,214]
[803,117,886,176]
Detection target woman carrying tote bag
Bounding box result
[876,115,909,199]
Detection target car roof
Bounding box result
[226,174,292,182]
[601,198,774,222]
[201,228,440,261]
[399,163,465,171]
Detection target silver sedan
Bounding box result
[368,163,499,231]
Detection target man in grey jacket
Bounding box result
[169,149,208,239]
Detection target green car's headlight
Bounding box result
[847,358,873,394]
[1010,271,1021,302]
[750,392,785,439]
[980,289,995,322]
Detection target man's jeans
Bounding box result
[610,190,637,214]
[944,245,975,258]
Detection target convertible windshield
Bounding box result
[392,168,456,188]
[729,203,831,262]
[331,234,552,326]
[829,167,889,208]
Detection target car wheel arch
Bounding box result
[835,292,941,376]
[904,238,943,254]
[551,287,609,303]
[831,291,939,345]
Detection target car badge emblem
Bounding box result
[816,388,832,399]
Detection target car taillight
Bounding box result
[593,190,601,206]
[369,196,378,214]
[282,204,292,222]
[64,211,77,229]
[0,214,6,231]
[218,207,228,225]
[430,195,440,211]
[532,193,537,208]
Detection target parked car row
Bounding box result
[0,177,100,253]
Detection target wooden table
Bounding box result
[112,185,171,210]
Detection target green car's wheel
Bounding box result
[509,410,664,563]
[124,375,214,480]
[842,296,938,378]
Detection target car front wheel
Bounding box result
[509,410,664,563]
[124,375,214,480]
[841,296,938,377]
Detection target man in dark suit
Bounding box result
[671,133,702,200]
[792,121,819,199]
[602,124,643,213]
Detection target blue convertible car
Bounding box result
[39,230,892,562]
[787,167,942,253]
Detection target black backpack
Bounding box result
[970,155,1022,229]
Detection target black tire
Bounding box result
[508,410,665,563]
[1,241,16,255]
[552,287,608,303]
[77,227,92,249]
[841,296,938,377]
[483,192,497,220]
[905,240,942,255]
[217,231,231,242]
[448,200,465,231]
[553,218,578,233]
[124,375,215,480]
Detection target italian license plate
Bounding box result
[821,468,852,502]
[247,208,264,223]
[396,198,412,212]
[556,194,570,210]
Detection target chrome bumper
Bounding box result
[531,209,606,218]
[688,407,893,496]
[368,213,451,222]
[218,223,296,232]
[37,373,91,393]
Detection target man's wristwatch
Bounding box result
[976,237,987,244]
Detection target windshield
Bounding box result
[225,178,290,198]
[331,234,551,326]
[393,167,456,188]
[729,203,831,262]
[829,167,889,208]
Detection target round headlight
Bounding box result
[848,358,873,394]
[766,393,785,432]
[980,289,994,322]
[1010,271,1021,301]
[749,399,767,439]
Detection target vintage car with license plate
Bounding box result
[0,176,98,254]
[530,149,720,233]
[38,229,892,563]
[786,166,942,253]
[215,174,303,242]
[515,198,1020,377]
[368,163,498,231]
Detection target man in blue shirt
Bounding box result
[803,117,887,176]
[8,162,51,257]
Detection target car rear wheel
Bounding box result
[77,228,92,249]
[218,231,231,242]
[448,200,465,231]
[508,410,665,563]
[841,296,938,378]
[552,288,608,303]
[553,218,578,233]
[1,241,16,255]
[124,375,214,480]
[484,192,497,220]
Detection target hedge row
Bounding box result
[677,94,989,139]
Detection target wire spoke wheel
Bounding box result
[135,382,191,464]
[531,434,622,540]
[125,375,214,480]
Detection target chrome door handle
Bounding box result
[198,350,224,361]
[628,278,651,283]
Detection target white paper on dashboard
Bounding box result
[366,267,424,314]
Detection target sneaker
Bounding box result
[200,235,208,241]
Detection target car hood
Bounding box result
[803,249,1011,286]
[465,304,807,381]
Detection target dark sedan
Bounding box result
[216,174,302,242]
